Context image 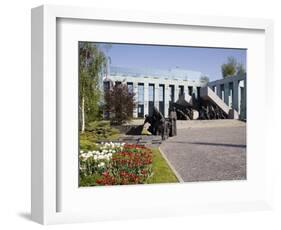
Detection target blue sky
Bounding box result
[98,43,246,81]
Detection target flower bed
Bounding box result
[79,142,153,186]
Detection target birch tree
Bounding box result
[79,42,107,132]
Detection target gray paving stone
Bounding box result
[160,122,246,182]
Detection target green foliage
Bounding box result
[79,121,121,150]
[221,56,237,78]
[104,83,136,125]
[79,132,98,150]
[86,121,120,139]
[221,56,246,78]
[79,42,108,130]
[86,120,110,131]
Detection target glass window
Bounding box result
[179,85,184,96]
[149,84,154,102]
[127,82,133,94]
[188,86,193,96]
[197,87,201,98]
[220,84,225,100]
[159,85,164,102]
[138,83,144,105]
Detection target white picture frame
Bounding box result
[31,5,274,225]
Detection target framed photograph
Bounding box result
[31,5,274,225]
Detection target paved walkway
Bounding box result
[160,120,246,182]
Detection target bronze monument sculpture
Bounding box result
[144,106,177,140]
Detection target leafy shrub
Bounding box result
[80,121,121,150]
[85,121,120,140]
[79,132,98,150]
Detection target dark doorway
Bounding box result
[179,85,184,98]
[148,84,155,116]
[137,83,144,118]
[159,84,165,116]
[197,87,201,99]
[138,104,144,118]
[188,86,193,96]
[169,85,175,108]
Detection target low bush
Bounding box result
[80,121,120,150]
[80,132,98,150]
[85,121,120,140]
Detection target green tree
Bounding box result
[221,57,246,78]
[79,42,107,133]
[221,56,237,78]
[104,83,136,125]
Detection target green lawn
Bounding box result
[147,148,179,184]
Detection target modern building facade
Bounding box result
[103,66,247,120]
[103,66,208,118]
[207,73,247,120]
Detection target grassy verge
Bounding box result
[147,148,179,184]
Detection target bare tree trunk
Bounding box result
[81,96,85,133]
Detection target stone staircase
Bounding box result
[200,87,239,119]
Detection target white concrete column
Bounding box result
[164,84,169,118]
[217,84,221,98]
[144,82,149,116]
[219,84,225,102]
[133,81,138,118]
[238,80,244,115]
[184,83,192,104]
[154,84,159,110]
[214,85,217,95]
[184,83,189,100]
[193,86,198,98]
[239,80,246,119]
[174,83,179,102]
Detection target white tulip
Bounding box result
[98,162,105,168]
